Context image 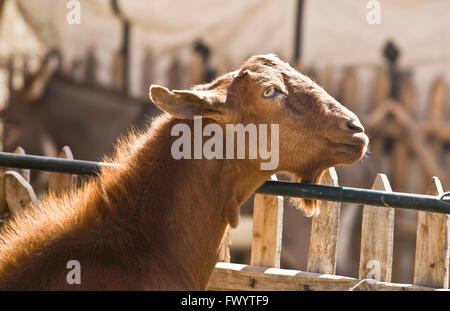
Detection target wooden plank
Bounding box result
[48,146,77,194]
[399,76,416,118]
[318,66,336,97]
[206,262,439,291]
[112,49,126,92]
[428,76,447,121]
[250,174,284,268]
[307,167,340,274]
[217,225,232,263]
[208,262,358,291]
[189,50,204,86]
[426,77,447,187]
[369,68,389,111]
[413,177,449,288]
[4,170,39,215]
[359,174,395,282]
[338,67,358,113]
[167,56,183,90]
[392,139,409,192]
[349,278,436,291]
[13,147,30,182]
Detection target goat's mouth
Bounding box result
[327,133,369,148]
[326,133,369,162]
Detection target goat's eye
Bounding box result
[263,87,281,98]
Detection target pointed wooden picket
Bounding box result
[4,170,39,214]
[250,174,284,268]
[359,174,395,282]
[413,177,449,289]
[307,167,340,274]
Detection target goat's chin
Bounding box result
[286,168,327,217]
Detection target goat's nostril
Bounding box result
[346,121,365,133]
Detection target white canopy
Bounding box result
[15,0,450,113]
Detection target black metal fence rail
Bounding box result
[0,151,449,214]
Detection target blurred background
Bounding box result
[0,0,449,284]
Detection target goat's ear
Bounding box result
[149,85,225,120]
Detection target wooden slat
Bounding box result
[206,263,438,291]
[428,76,447,121]
[112,49,126,92]
[338,67,358,113]
[167,56,183,90]
[413,177,449,288]
[370,68,389,111]
[48,146,77,194]
[307,167,340,274]
[349,278,436,291]
[4,170,39,215]
[250,174,284,268]
[208,262,358,291]
[319,66,335,97]
[141,49,155,98]
[189,50,204,86]
[399,76,416,117]
[217,225,232,263]
[359,174,395,282]
[13,146,30,182]
[392,140,409,192]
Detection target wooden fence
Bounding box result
[208,169,450,291]
[0,146,448,291]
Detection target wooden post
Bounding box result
[307,167,340,275]
[48,146,77,194]
[217,225,232,263]
[4,170,39,215]
[250,174,284,268]
[359,174,395,282]
[413,177,449,289]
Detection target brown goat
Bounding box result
[0,54,368,290]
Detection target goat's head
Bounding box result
[149,54,368,216]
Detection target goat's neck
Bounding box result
[123,116,271,289]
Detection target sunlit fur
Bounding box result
[0,55,367,290]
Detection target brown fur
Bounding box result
[0,55,368,290]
